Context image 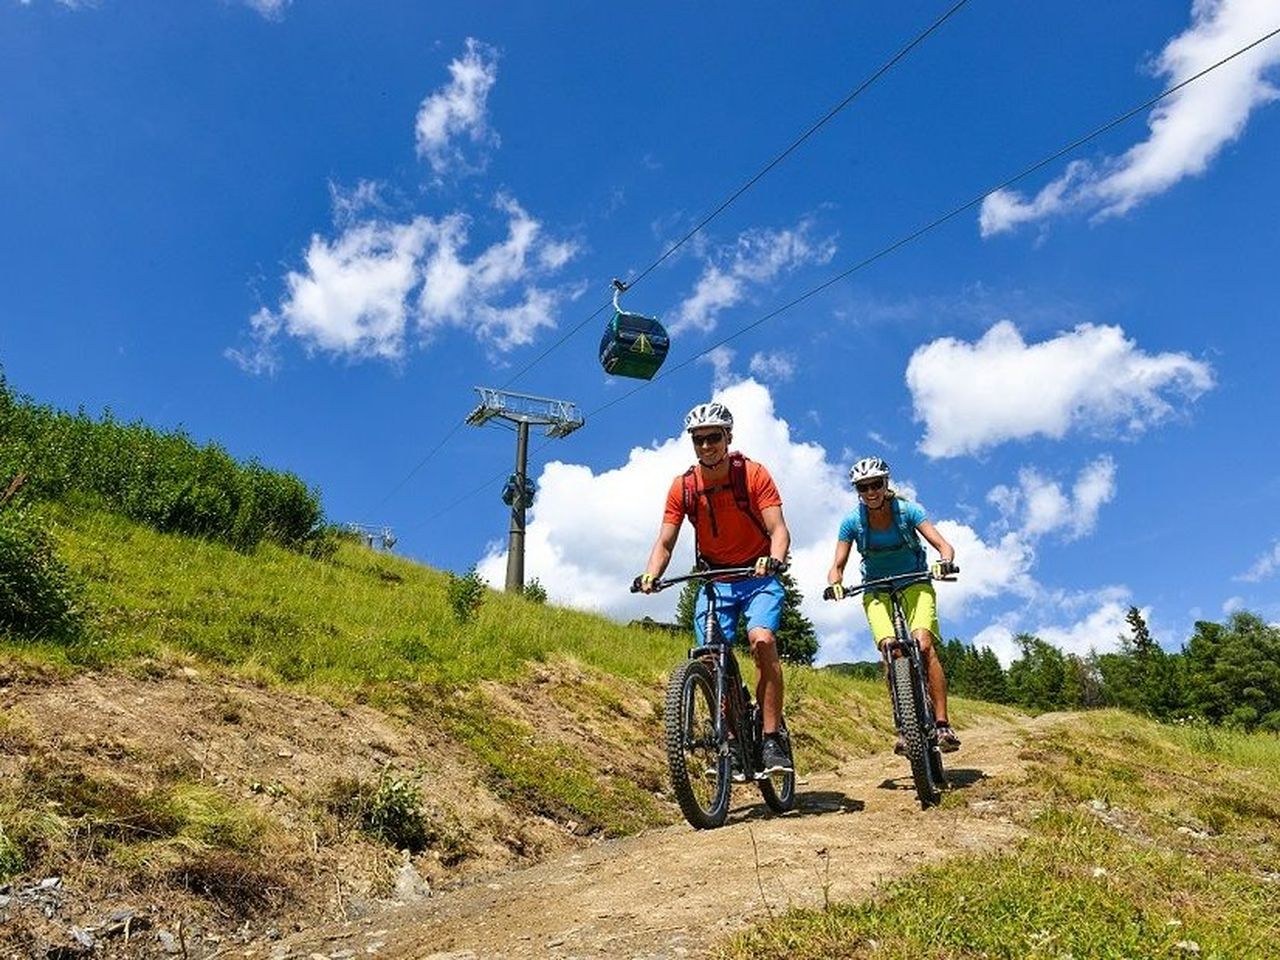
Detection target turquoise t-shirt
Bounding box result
[837,498,928,580]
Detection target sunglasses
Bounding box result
[690,431,725,447]
[855,478,886,493]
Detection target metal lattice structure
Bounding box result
[465,388,585,438]
[466,387,584,592]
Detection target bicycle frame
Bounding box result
[830,569,952,807]
[636,566,796,826]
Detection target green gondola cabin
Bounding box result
[599,308,670,380]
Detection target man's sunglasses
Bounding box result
[855,478,886,493]
[690,431,725,447]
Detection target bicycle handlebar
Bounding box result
[630,566,760,593]
[824,567,959,600]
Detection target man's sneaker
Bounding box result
[760,734,794,774]
[893,734,907,756]
[936,723,961,753]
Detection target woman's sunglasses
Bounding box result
[855,478,886,493]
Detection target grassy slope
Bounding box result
[718,711,1280,960]
[0,501,1013,940]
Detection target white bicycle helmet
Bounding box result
[849,456,890,485]
[684,402,733,433]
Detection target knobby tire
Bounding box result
[664,659,730,829]
[892,654,942,808]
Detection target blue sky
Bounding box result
[4,0,1278,664]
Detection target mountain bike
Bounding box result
[632,567,796,829]
[826,568,957,808]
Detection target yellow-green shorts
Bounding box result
[863,582,940,646]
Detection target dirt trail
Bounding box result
[253,717,1043,960]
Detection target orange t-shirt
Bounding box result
[663,457,782,566]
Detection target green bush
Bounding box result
[0,500,83,641]
[324,767,430,852]
[522,578,548,604]
[0,370,323,552]
[447,567,487,623]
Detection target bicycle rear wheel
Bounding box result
[664,659,731,829]
[891,654,942,808]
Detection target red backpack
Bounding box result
[680,452,770,553]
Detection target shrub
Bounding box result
[0,499,83,641]
[522,578,548,604]
[0,371,324,552]
[324,767,430,852]
[447,567,487,623]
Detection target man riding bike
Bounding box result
[636,401,795,774]
[826,456,961,753]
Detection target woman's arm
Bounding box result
[828,539,852,586]
[916,520,954,563]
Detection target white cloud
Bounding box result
[329,179,385,225]
[1037,599,1134,660]
[698,346,737,390]
[907,321,1214,458]
[972,590,1139,665]
[671,220,837,334]
[980,0,1280,235]
[748,351,796,383]
[1223,595,1246,613]
[240,0,289,19]
[476,378,1044,665]
[229,196,577,371]
[1236,540,1280,581]
[17,0,98,7]
[415,38,500,177]
[987,457,1117,541]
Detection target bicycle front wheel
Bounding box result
[664,659,731,829]
[892,654,942,808]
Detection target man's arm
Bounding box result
[760,504,790,564]
[640,522,681,592]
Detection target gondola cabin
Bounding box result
[598,309,670,380]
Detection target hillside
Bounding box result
[3,503,1277,959]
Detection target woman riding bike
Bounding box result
[826,456,961,753]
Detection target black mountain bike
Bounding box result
[633,567,796,829]
[827,568,957,808]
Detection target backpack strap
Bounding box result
[680,454,770,558]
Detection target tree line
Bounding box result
[928,606,1280,732]
[670,564,1279,734]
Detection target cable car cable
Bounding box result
[499,0,974,391]
[409,22,1280,533]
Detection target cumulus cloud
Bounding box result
[671,220,837,334]
[228,195,577,371]
[988,457,1117,541]
[240,0,290,19]
[980,0,1280,235]
[1236,540,1280,581]
[972,590,1140,665]
[907,321,1214,458]
[415,38,500,177]
[749,351,796,383]
[476,378,1045,665]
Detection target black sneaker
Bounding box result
[706,751,748,782]
[760,734,793,774]
[936,723,961,753]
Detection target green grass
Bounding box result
[716,711,1280,960]
[37,502,684,689]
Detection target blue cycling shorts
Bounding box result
[694,574,785,645]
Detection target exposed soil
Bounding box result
[1,661,1049,960]
[246,717,1044,960]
